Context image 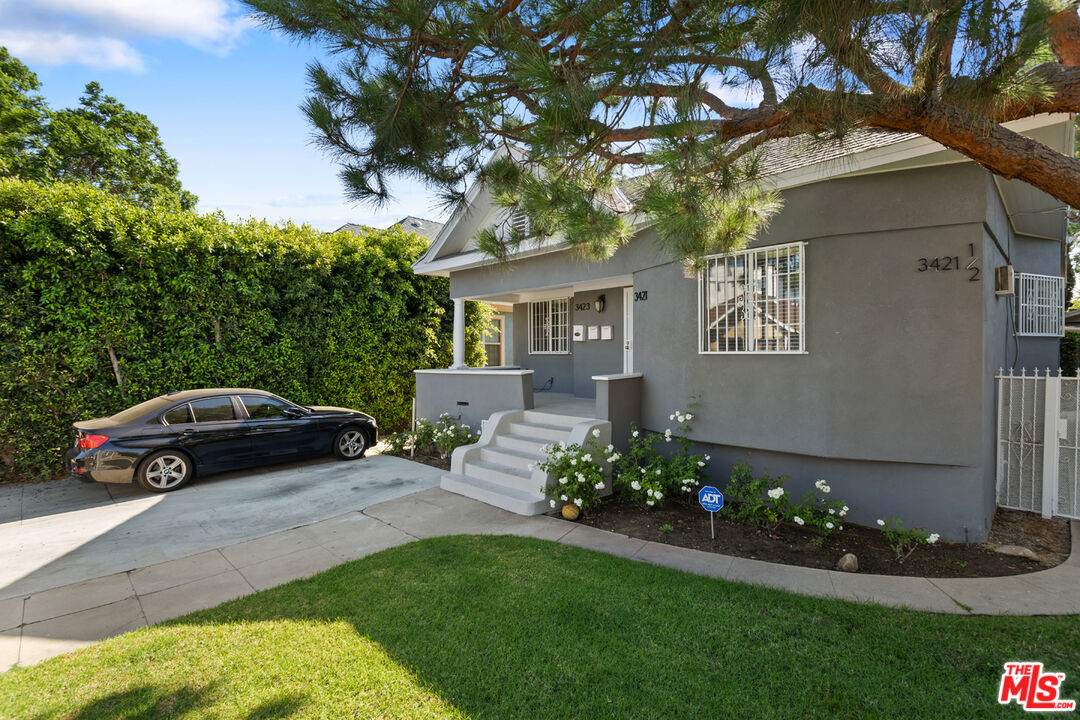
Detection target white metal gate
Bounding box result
[996,368,1080,519]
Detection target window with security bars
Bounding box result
[1016,273,1065,337]
[529,298,569,354]
[699,242,804,354]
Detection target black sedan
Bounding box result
[66,388,377,492]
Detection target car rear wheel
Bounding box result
[334,427,368,460]
[137,450,194,492]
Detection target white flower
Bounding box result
[669,414,675,421]
[682,486,691,492]
[582,453,592,462]
[646,488,654,497]
[822,485,830,494]
[594,482,605,490]
[654,491,663,500]
[541,444,551,453]
[607,454,620,463]
[605,444,614,453]
[677,414,685,423]
[685,413,693,420]
[630,480,641,491]
[560,494,568,501]
[838,526,843,531]
[646,500,655,506]
[828,509,835,515]
[877,519,885,527]
[664,429,672,436]
[570,459,577,466]
[697,461,705,468]
[825,522,834,530]
[576,473,585,482]
[767,487,785,500]
[591,429,600,438]
[674,409,682,415]
[559,476,568,485]
[574,497,583,507]
[793,516,805,525]
[558,441,567,450]
[632,430,639,438]
[655,469,661,475]
[927,533,940,544]
[549,499,556,508]
[528,463,535,471]
[705,454,711,460]
[639,467,646,474]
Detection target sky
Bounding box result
[0,0,444,231]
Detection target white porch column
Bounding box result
[450,297,467,369]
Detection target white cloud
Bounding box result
[705,76,764,109]
[30,0,247,47]
[0,29,144,71]
[0,0,249,71]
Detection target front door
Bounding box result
[623,286,634,373]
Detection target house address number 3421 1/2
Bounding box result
[917,243,981,281]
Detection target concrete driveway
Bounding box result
[0,454,441,601]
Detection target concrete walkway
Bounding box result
[1,483,1077,671]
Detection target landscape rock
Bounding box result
[836,553,859,572]
[993,544,1039,561]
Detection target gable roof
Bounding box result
[413,114,1071,276]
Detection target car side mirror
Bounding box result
[282,407,305,418]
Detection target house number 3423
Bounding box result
[917,243,981,281]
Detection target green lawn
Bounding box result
[1,535,1077,719]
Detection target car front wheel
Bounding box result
[137,450,194,492]
[334,427,368,460]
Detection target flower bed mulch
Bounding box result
[575,501,1071,578]
[380,449,450,471]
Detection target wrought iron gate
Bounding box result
[996,368,1080,519]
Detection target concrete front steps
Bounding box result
[441,409,611,515]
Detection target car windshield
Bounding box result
[108,396,174,424]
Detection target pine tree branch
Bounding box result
[1049,4,1080,66]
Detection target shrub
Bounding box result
[1062,331,1080,376]
[385,414,478,459]
[0,179,490,481]
[723,463,848,543]
[876,518,940,562]
[536,433,610,513]
[613,407,709,508]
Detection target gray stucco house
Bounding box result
[411,113,1073,542]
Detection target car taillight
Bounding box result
[77,434,108,450]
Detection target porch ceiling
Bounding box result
[457,274,634,304]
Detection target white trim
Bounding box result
[414,368,533,375]
[592,373,643,380]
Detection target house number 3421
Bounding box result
[917,243,981,281]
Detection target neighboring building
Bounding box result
[410,114,1073,542]
[333,216,445,241]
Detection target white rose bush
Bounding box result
[536,438,612,514]
[723,462,848,544]
[613,406,709,509]
[385,413,479,459]
[876,517,941,562]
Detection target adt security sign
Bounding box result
[698,486,724,539]
[698,486,724,512]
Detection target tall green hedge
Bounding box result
[0,179,487,481]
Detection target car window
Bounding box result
[189,397,236,423]
[241,395,290,420]
[109,396,173,424]
[162,404,193,425]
